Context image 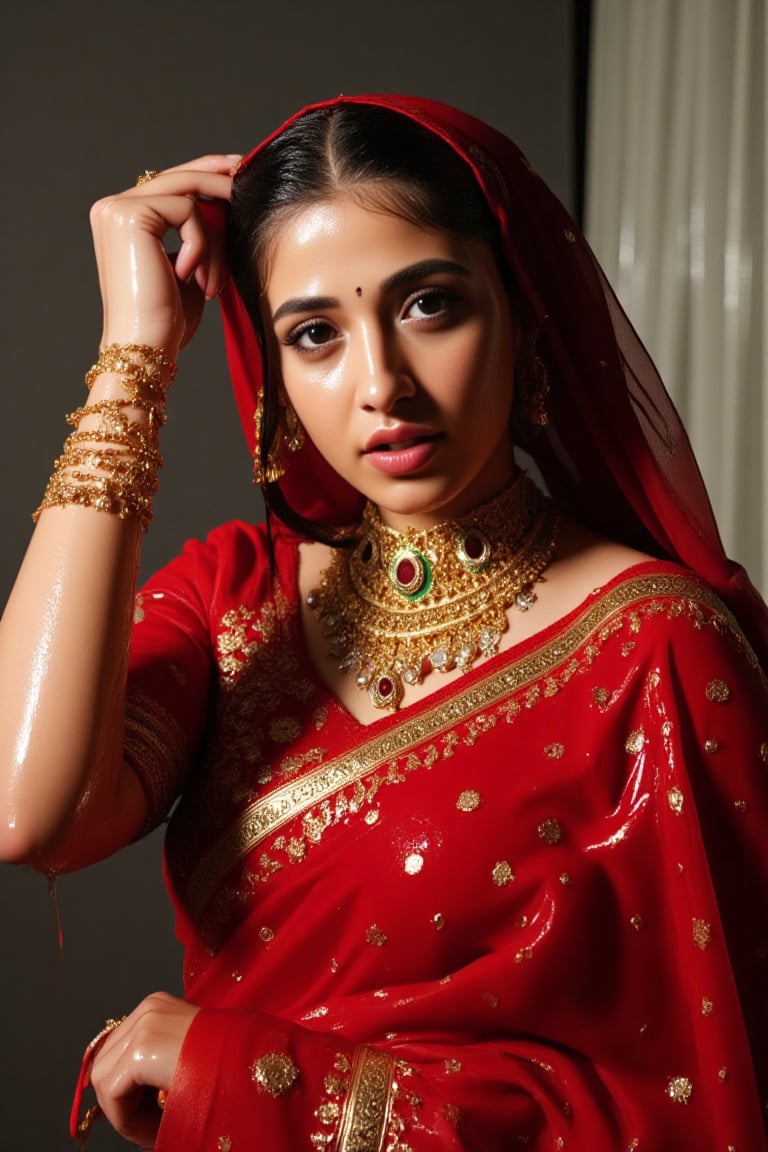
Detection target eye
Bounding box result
[283,319,338,351]
[402,288,457,321]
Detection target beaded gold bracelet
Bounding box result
[33,344,174,532]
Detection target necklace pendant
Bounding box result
[370,672,404,710]
[516,587,537,611]
[389,548,432,601]
[456,526,492,571]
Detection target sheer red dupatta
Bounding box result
[217,93,768,668]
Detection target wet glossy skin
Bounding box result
[265,196,519,532]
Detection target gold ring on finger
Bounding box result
[136,169,161,187]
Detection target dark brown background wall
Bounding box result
[0,1,576,1145]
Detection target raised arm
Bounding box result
[0,156,238,870]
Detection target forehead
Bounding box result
[264,195,489,300]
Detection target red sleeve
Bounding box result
[125,521,274,832]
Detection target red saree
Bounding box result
[117,519,767,1150]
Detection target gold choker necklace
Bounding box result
[307,472,561,711]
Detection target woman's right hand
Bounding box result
[90,154,241,357]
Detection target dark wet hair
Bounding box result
[227,103,512,544]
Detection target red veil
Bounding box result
[217,93,768,668]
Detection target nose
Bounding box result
[354,320,415,412]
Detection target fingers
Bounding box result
[89,154,242,351]
[87,992,199,1147]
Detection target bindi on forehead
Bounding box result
[355,286,362,296]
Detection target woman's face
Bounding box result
[264,193,518,531]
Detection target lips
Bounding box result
[364,426,440,454]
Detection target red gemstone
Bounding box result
[396,558,417,587]
[377,677,394,698]
[464,531,485,560]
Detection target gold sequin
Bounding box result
[518,914,529,928]
[704,739,719,754]
[456,789,481,811]
[760,742,768,764]
[701,997,714,1015]
[564,229,576,242]
[625,729,645,754]
[404,852,424,875]
[630,915,644,931]
[627,1141,639,1151]
[304,1005,329,1019]
[537,818,562,845]
[218,1139,232,1152]
[330,958,339,973]
[373,989,388,999]
[559,872,572,885]
[445,1058,462,1074]
[366,924,388,947]
[259,926,275,943]
[432,913,445,931]
[592,686,611,707]
[734,799,748,812]
[666,1076,693,1104]
[492,861,515,886]
[544,742,564,759]
[251,1052,299,1096]
[693,918,712,950]
[667,787,684,814]
[334,1054,352,1073]
[706,678,730,703]
[515,947,533,963]
[232,970,242,982]
[718,1068,728,1082]
[364,809,380,825]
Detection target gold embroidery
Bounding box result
[404,853,424,875]
[630,915,644,931]
[625,729,645,754]
[269,716,302,743]
[666,1076,693,1104]
[704,739,719,754]
[456,789,481,811]
[537,818,562,845]
[366,925,388,947]
[706,678,730,703]
[184,574,758,923]
[445,1059,462,1074]
[124,685,188,830]
[492,861,515,886]
[693,919,712,950]
[760,742,768,764]
[251,1052,299,1096]
[559,873,572,885]
[734,799,748,812]
[432,913,445,931]
[701,996,714,1015]
[667,787,684,813]
[544,742,564,759]
[259,926,275,943]
[336,1048,394,1152]
[218,1139,232,1152]
[592,686,611,707]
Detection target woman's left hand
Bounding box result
[87,991,199,1150]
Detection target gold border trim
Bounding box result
[185,573,752,918]
[336,1047,394,1152]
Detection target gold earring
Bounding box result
[516,334,550,428]
[252,393,305,486]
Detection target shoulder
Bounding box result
[544,522,760,676]
[139,519,302,618]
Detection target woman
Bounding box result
[1,95,766,1150]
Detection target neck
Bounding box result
[374,463,522,534]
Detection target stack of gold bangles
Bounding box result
[34,343,175,532]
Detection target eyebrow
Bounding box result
[271,258,472,324]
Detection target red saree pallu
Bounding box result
[114,520,768,1150]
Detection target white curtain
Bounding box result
[586,0,767,596]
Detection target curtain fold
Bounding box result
[587,0,767,595]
